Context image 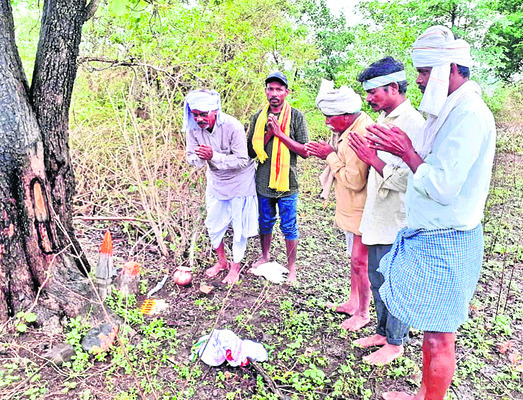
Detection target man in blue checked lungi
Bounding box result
[184,89,258,285]
[365,26,496,400]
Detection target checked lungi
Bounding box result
[378,225,484,332]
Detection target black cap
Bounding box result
[265,71,288,87]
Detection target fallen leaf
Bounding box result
[200,284,213,294]
[508,350,520,364]
[499,340,515,353]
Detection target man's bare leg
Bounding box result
[327,266,360,315]
[250,233,272,268]
[222,262,241,284]
[382,332,455,400]
[341,236,371,331]
[205,241,229,277]
[285,239,298,282]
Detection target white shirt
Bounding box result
[360,99,425,245]
[186,113,256,200]
[406,94,496,230]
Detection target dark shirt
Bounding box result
[247,107,309,198]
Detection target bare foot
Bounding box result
[382,391,417,400]
[326,299,359,316]
[286,264,297,283]
[250,256,270,270]
[340,314,370,331]
[363,344,404,365]
[222,262,241,284]
[205,261,228,278]
[355,334,387,348]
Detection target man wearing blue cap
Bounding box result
[247,72,309,283]
[184,89,258,284]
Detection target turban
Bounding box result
[411,25,472,116]
[315,79,362,115]
[362,70,407,91]
[182,90,224,132]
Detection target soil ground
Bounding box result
[0,125,521,400]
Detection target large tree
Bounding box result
[0,0,100,328]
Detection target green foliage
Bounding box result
[14,311,37,333]
[484,0,523,80]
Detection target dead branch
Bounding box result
[84,0,101,22]
[73,215,151,223]
[249,360,289,400]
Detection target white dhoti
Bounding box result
[205,192,259,263]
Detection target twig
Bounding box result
[249,360,288,400]
[73,215,150,223]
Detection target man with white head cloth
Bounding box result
[184,89,258,285]
[306,80,373,332]
[366,26,496,399]
[347,57,425,366]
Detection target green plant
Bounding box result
[14,311,37,333]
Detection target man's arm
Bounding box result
[208,121,251,170]
[326,138,368,192]
[366,124,423,173]
[348,130,409,193]
[411,111,489,205]
[269,113,309,158]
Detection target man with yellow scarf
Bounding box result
[247,72,309,283]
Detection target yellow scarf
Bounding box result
[252,101,292,191]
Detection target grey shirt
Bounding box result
[186,113,256,200]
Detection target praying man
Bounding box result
[364,26,496,399]
[306,80,373,332]
[348,57,425,365]
[184,89,258,285]
[247,72,309,283]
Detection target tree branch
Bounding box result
[84,0,101,22]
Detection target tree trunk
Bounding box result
[30,0,92,276]
[0,0,99,327]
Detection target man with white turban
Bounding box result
[305,80,373,332]
[366,26,496,400]
[346,56,425,366]
[184,89,258,284]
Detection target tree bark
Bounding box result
[0,0,100,326]
[30,0,92,275]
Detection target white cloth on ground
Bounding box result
[248,262,289,284]
[315,79,362,115]
[205,192,258,263]
[193,329,268,367]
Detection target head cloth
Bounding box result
[182,90,224,132]
[315,79,362,115]
[362,70,407,91]
[411,25,472,116]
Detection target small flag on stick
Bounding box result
[96,230,114,301]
